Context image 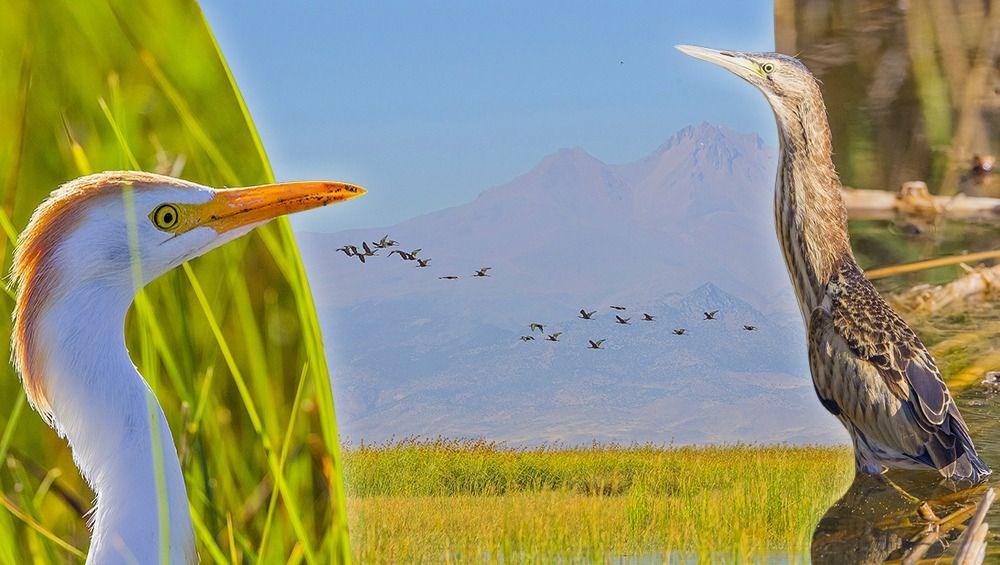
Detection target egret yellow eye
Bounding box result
[150,204,180,230]
[761,62,775,74]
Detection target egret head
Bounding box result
[12,171,365,414]
[675,45,822,122]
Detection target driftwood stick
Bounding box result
[953,488,995,565]
[868,252,1000,281]
[901,523,939,565]
[843,185,1000,221]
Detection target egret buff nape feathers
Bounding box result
[11,171,365,563]
[676,45,990,483]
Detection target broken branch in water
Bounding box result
[899,487,994,565]
[952,488,995,565]
[886,262,1000,313]
[843,183,1000,221]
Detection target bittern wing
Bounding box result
[808,262,987,480]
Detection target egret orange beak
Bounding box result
[196,181,366,234]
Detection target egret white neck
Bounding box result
[37,279,194,564]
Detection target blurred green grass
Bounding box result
[0,1,349,562]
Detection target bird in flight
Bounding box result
[615,315,630,325]
[336,245,357,256]
[354,242,378,263]
[642,313,655,321]
[546,332,562,342]
[678,44,990,482]
[473,267,491,277]
[9,171,365,562]
[703,310,719,320]
[579,309,596,320]
[743,325,758,331]
[416,258,431,268]
[673,328,687,335]
[372,234,397,248]
[610,305,626,311]
[588,339,606,349]
[389,249,418,261]
[529,323,545,333]
[439,275,459,280]
[520,335,535,342]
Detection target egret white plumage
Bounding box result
[11,171,365,563]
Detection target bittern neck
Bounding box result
[771,93,852,318]
[32,280,194,563]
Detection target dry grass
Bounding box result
[343,438,855,562]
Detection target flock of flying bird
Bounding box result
[520,307,759,349]
[337,234,491,279]
[337,234,762,349]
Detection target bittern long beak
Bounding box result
[198,181,366,233]
[675,44,761,79]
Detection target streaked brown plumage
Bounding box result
[678,45,989,482]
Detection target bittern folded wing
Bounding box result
[809,262,987,480]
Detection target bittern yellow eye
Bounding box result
[151,203,180,230]
[761,62,775,74]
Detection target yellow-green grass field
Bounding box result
[1,2,349,562]
[343,439,855,562]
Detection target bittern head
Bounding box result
[675,45,821,120]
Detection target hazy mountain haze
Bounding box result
[301,124,847,446]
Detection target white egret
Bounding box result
[11,171,365,563]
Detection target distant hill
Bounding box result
[299,123,847,446]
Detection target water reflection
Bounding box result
[775,0,1000,197]
[812,473,990,563]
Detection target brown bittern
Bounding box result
[677,45,990,482]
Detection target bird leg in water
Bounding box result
[880,475,924,507]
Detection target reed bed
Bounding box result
[344,438,854,562]
[0,2,348,562]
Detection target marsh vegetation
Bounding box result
[0,2,349,562]
[344,439,853,562]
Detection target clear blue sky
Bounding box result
[199,1,775,231]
